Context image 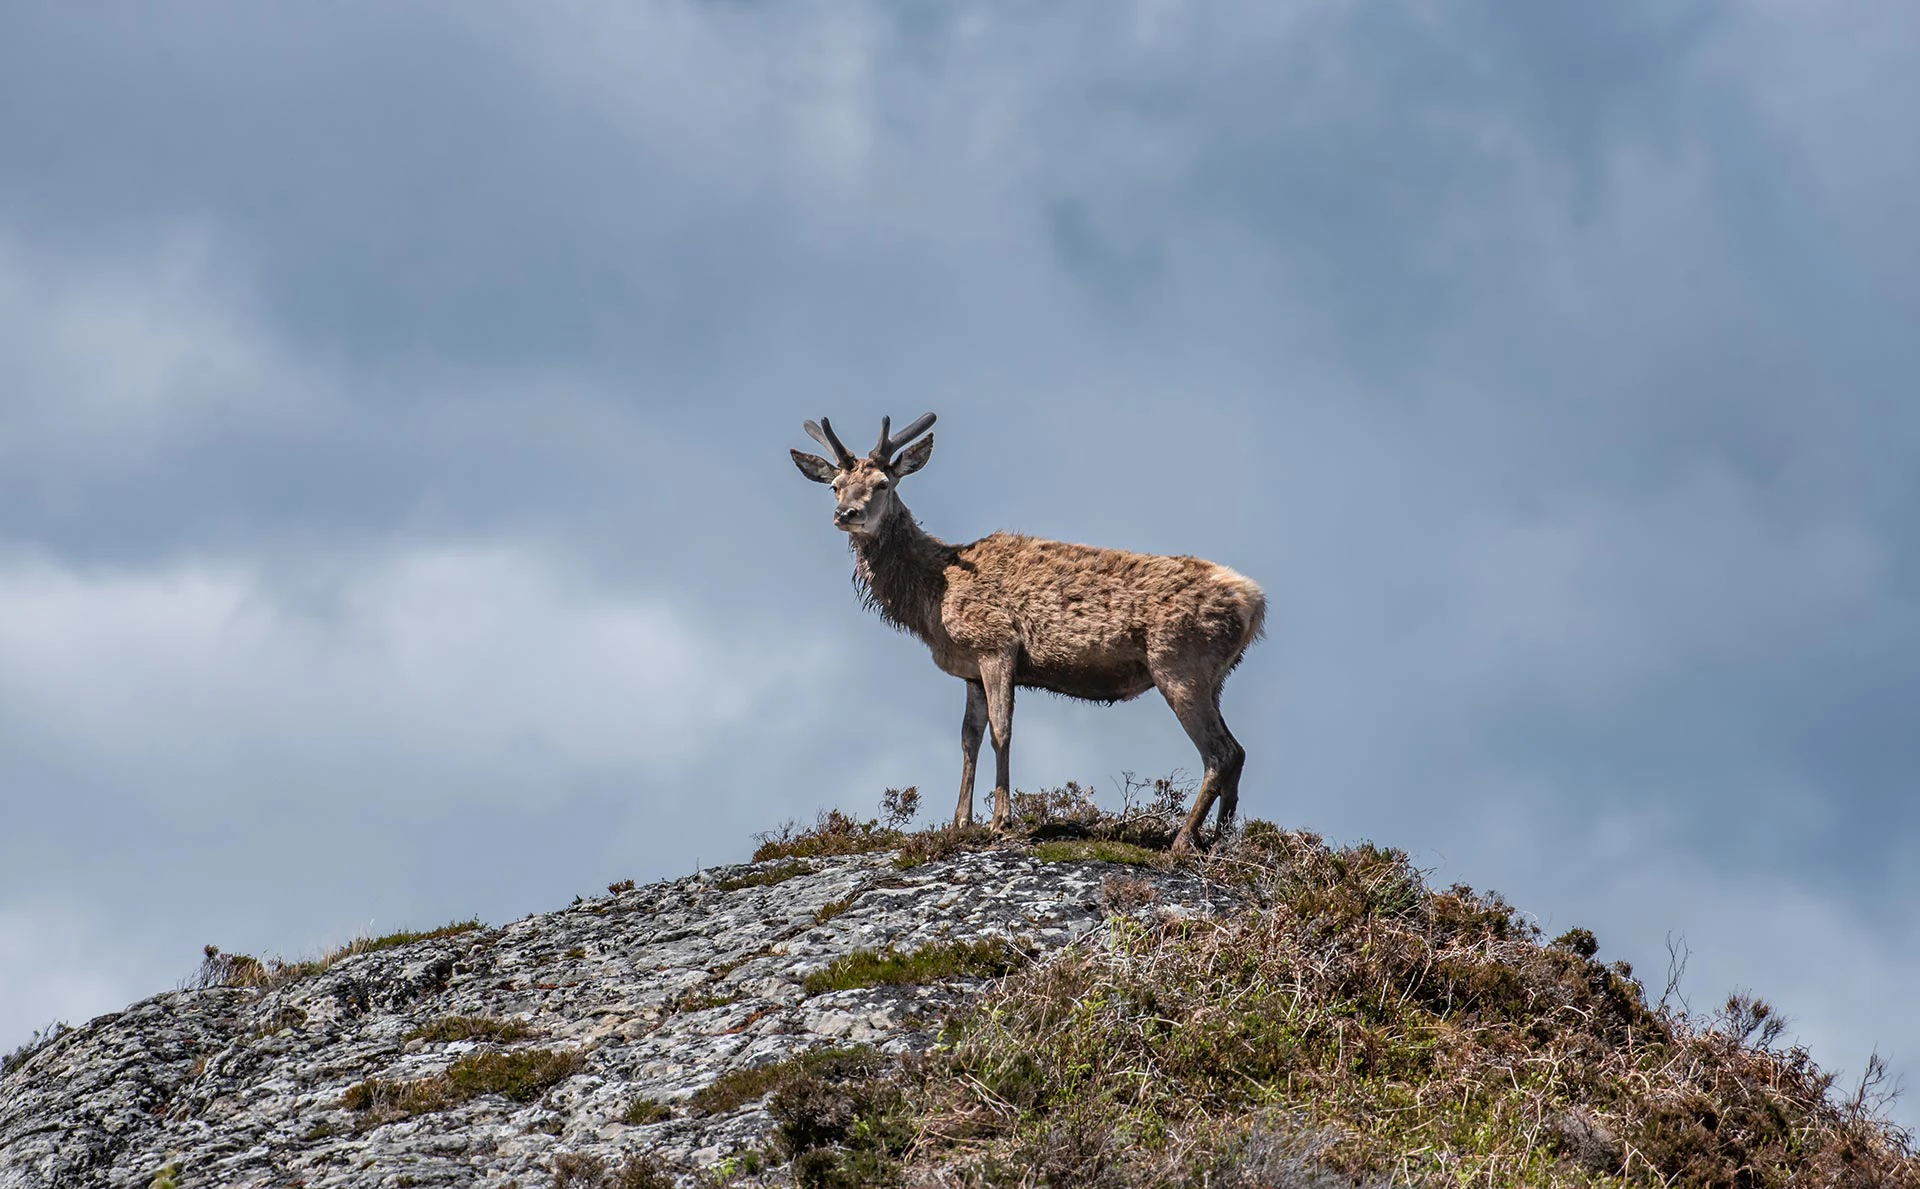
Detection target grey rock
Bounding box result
[0,848,1238,1188]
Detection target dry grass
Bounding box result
[894,824,1002,869]
[405,1016,533,1045]
[621,1097,674,1125]
[1029,838,1167,867]
[716,802,1917,1186]
[193,920,484,991]
[891,822,1920,1187]
[552,1150,675,1189]
[1,1022,69,1077]
[753,810,905,862]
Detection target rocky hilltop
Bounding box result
[0,830,1233,1189]
[5,809,1917,1189]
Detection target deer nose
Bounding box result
[835,507,859,523]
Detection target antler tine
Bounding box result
[873,411,937,462]
[804,418,855,467]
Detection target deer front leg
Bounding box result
[976,652,1017,832]
[1163,679,1246,855]
[956,678,987,827]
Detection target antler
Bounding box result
[871,412,937,463]
[803,418,855,468]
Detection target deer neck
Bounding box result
[851,504,952,643]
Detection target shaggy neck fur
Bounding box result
[850,502,957,645]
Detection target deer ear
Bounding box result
[791,449,839,484]
[894,434,934,477]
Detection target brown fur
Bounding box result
[793,415,1265,851]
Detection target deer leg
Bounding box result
[1162,680,1246,854]
[977,652,1017,832]
[956,678,988,827]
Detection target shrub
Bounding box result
[687,1048,910,1185]
[1007,781,1101,831]
[753,810,903,862]
[896,829,1920,1187]
[1101,874,1161,913]
[551,1151,675,1189]
[879,786,921,830]
[893,824,999,869]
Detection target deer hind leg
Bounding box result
[1160,676,1246,854]
[976,652,1017,832]
[956,679,988,827]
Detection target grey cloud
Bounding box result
[2,0,1917,1127]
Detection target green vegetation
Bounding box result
[752,810,904,862]
[621,1097,674,1125]
[801,937,1027,997]
[405,1016,533,1045]
[1029,838,1165,867]
[705,1151,767,1180]
[690,1048,883,1118]
[886,822,1920,1186]
[552,1150,675,1189]
[713,860,815,891]
[360,920,484,950]
[339,1048,582,1123]
[689,1048,917,1187]
[708,795,1920,1186]
[811,893,860,925]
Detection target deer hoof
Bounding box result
[1170,830,1198,856]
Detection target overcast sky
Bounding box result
[3,0,1917,1126]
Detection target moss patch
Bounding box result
[339,1048,582,1123]
[802,937,1027,996]
[812,893,860,925]
[405,1016,533,1045]
[690,1047,882,1115]
[621,1097,674,1125]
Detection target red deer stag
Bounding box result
[791,413,1266,852]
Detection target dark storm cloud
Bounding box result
[2,0,1917,1122]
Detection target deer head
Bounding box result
[791,413,936,535]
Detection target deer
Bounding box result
[790,413,1267,853]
